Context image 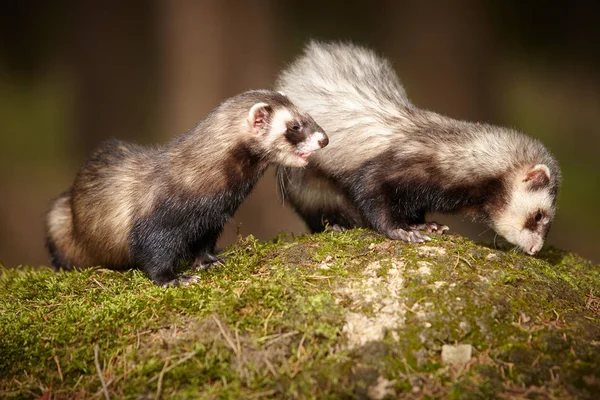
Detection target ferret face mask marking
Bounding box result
[493,164,556,254]
[249,101,328,168]
[286,118,328,166]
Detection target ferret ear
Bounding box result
[523,164,551,188]
[248,102,271,135]
[277,91,286,96]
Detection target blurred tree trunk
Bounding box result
[377,0,495,121]
[158,0,225,135]
[71,1,159,156]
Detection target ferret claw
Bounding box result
[161,274,201,288]
[409,222,450,234]
[178,274,201,286]
[326,224,346,232]
[388,228,431,243]
[193,253,225,271]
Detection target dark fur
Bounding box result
[284,136,509,237]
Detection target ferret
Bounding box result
[275,41,561,255]
[45,90,328,286]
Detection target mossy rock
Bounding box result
[1,230,599,399]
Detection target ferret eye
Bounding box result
[534,211,543,222]
[289,124,301,132]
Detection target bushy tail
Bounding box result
[45,192,89,269]
[275,40,411,126]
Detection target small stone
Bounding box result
[433,281,446,289]
[486,253,499,261]
[318,255,333,269]
[417,261,432,275]
[367,376,396,400]
[459,321,471,333]
[381,304,397,314]
[441,344,473,366]
[418,246,447,257]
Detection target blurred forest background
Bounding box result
[1,1,599,267]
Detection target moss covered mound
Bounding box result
[1,230,599,399]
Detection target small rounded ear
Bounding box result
[248,102,271,135]
[277,91,286,96]
[523,164,551,188]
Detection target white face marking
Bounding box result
[266,108,292,142]
[492,174,555,254]
[297,131,326,154]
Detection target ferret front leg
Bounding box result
[352,190,430,243]
[191,231,224,271]
[130,225,200,287]
[193,252,224,270]
[142,255,201,288]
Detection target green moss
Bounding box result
[1,230,599,399]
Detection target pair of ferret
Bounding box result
[46,42,560,286]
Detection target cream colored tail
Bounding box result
[45,192,91,268]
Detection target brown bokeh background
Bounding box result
[1,1,599,267]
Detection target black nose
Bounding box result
[318,136,329,148]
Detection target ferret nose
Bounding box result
[529,245,538,255]
[318,135,329,148]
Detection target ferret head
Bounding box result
[491,164,559,255]
[246,91,328,167]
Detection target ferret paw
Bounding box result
[409,222,450,234]
[326,224,346,232]
[161,274,201,288]
[193,253,225,271]
[388,228,431,243]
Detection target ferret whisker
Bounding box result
[276,168,286,204]
[478,227,492,237]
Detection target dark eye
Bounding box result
[534,211,543,222]
[289,124,301,132]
